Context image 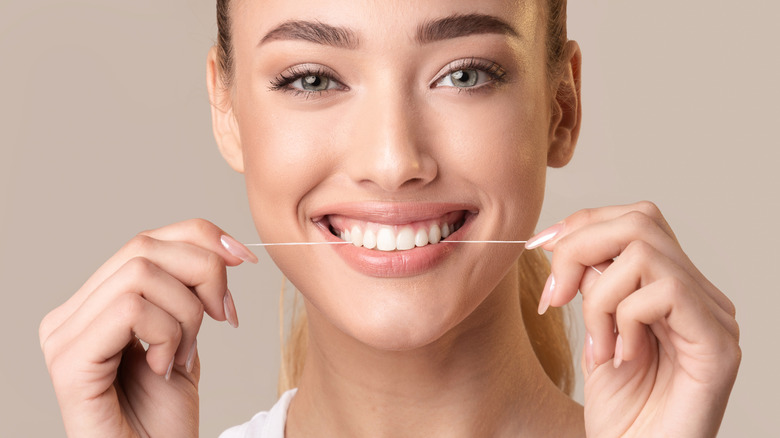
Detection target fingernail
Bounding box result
[220,235,259,264]
[585,332,595,375]
[223,289,239,328]
[525,222,564,250]
[186,340,198,373]
[538,274,556,315]
[165,357,175,381]
[613,334,623,368]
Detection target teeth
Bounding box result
[396,227,416,251]
[350,226,363,247]
[376,228,395,251]
[428,224,441,244]
[363,229,377,249]
[415,228,429,247]
[333,220,462,251]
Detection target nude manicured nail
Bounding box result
[223,289,239,328]
[165,358,175,381]
[186,340,198,373]
[538,274,555,315]
[525,222,564,250]
[613,335,623,368]
[220,235,259,264]
[585,332,595,375]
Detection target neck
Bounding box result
[286,263,583,438]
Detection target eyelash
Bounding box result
[439,58,508,93]
[267,58,508,96]
[268,65,346,97]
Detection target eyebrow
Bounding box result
[259,20,359,49]
[416,13,520,44]
[258,13,519,49]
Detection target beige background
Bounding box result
[1,0,777,436]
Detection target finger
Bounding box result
[48,293,182,397]
[529,201,676,248]
[532,204,734,317]
[40,219,245,343]
[584,241,739,367]
[40,233,232,346]
[140,218,256,265]
[614,276,738,374]
[51,257,206,366]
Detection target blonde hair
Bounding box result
[278,248,574,396]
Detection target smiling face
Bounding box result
[209,0,578,351]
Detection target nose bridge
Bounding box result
[345,79,436,192]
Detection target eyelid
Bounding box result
[268,63,348,93]
[430,58,507,88]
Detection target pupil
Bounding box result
[452,70,477,87]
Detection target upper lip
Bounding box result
[310,202,478,225]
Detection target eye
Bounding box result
[269,65,347,96]
[436,69,485,88]
[433,59,507,91]
[292,74,340,92]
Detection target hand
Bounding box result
[39,219,256,437]
[527,201,741,437]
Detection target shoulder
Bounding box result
[219,389,298,438]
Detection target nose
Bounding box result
[343,88,438,192]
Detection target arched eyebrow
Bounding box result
[259,20,359,49]
[416,13,520,44]
[258,13,519,49]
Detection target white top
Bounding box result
[219,388,297,438]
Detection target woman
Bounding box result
[39,0,741,436]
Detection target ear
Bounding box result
[547,40,582,168]
[206,46,244,173]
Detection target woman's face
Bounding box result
[216,0,569,350]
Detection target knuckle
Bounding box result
[728,317,741,342]
[623,240,655,262]
[185,218,216,236]
[570,207,596,226]
[623,209,656,232]
[126,234,157,255]
[124,256,157,278]
[633,200,662,218]
[723,296,737,318]
[38,311,57,346]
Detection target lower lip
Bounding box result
[316,213,474,278]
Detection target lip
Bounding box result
[311,202,477,278]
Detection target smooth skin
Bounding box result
[39,220,250,437]
[40,0,740,436]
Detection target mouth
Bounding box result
[320,210,468,251]
[309,204,477,277]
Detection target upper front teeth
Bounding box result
[337,222,459,251]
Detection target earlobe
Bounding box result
[547,40,582,169]
[206,46,244,173]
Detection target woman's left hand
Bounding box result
[528,201,741,438]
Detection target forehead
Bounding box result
[230,0,544,49]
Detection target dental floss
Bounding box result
[243,240,528,246]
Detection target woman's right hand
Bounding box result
[39,219,257,437]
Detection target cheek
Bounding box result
[236,98,340,240]
[430,89,550,218]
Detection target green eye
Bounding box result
[449,69,479,88]
[301,75,330,91]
